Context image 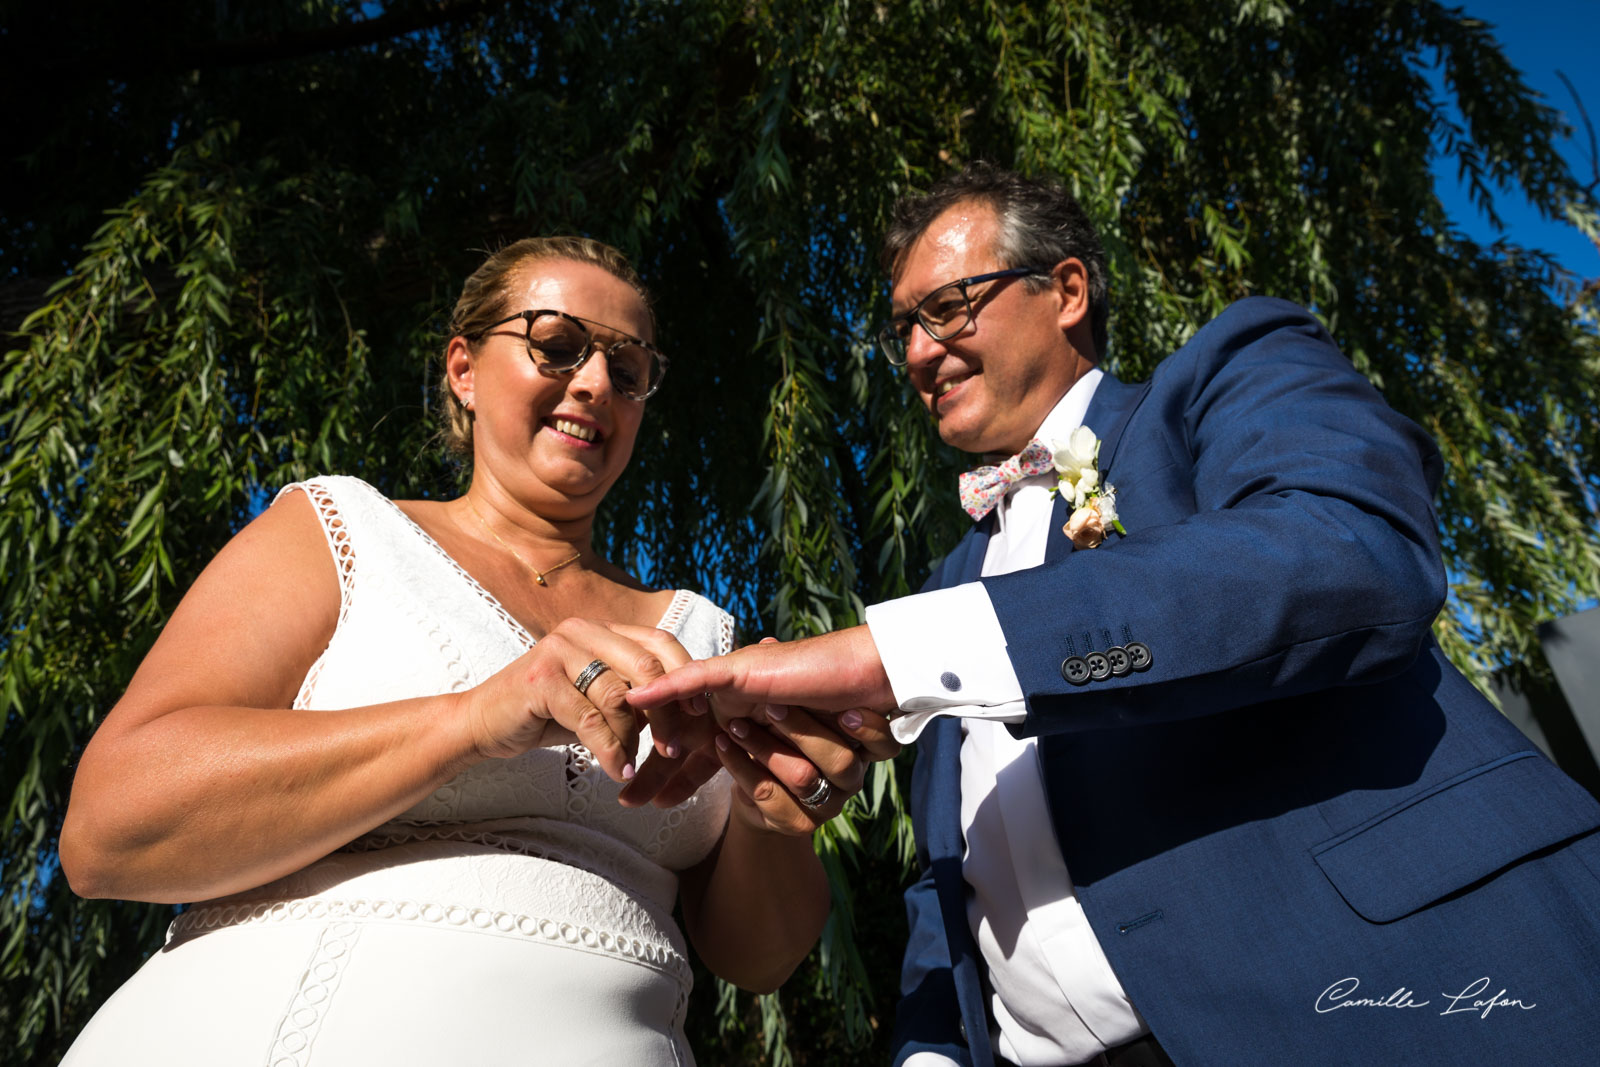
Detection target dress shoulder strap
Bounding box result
[272,475,392,634]
[657,590,736,660]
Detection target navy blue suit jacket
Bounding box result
[891,298,1600,1065]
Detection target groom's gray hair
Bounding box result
[880,162,1110,359]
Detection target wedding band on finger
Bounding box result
[573,659,612,697]
[797,777,833,810]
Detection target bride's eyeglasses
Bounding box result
[474,309,669,401]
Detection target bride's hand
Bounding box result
[457,618,672,782]
[603,623,758,809]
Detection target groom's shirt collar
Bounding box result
[988,366,1104,546]
[1028,365,1105,459]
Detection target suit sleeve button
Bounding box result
[1086,651,1112,680]
[1061,657,1090,685]
[1106,646,1131,676]
[1126,642,1152,670]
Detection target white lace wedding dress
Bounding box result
[63,476,735,1066]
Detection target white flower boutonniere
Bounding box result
[1050,426,1127,550]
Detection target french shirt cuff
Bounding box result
[864,584,1027,744]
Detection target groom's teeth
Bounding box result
[554,419,597,442]
[937,380,958,396]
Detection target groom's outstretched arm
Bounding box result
[626,626,897,718]
[978,298,1449,736]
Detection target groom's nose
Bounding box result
[903,319,949,373]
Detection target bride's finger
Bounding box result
[604,622,703,752]
[605,623,694,672]
[616,747,683,808]
[539,671,637,781]
[539,620,683,781]
[517,627,631,780]
[617,722,720,807]
[646,746,725,809]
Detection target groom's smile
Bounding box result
[931,369,973,413]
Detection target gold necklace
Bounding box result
[464,498,584,587]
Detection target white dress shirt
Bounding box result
[867,370,1149,1066]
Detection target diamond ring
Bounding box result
[797,777,833,809]
[573,659,612,697]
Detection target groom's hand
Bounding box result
[624,625,896,718]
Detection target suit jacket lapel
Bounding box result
[1045,490,1074,565]
[919,511,992,593]
[957,512,993,583]
[1083,371,1150,479]
[917,512,991,851]
[1046,372,1151,563]
[917,514,996,1067]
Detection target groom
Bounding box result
[629,164,1600,1065]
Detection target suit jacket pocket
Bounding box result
[1311,751,1600,922]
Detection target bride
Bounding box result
[59,236,894,1064]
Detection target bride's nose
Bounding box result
[567,343,614,402]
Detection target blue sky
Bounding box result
[1429,2,1599,620]
[1431,0,1600,280]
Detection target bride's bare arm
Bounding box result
[60,491,652,905]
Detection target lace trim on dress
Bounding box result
[276,481,359,710]
[657,587,736,656]
[170,896,690,987]
[265,920,361,1067]
[360,482,536,652]
[655,588,695,636]
[342,822,680,912]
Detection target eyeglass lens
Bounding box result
[879,280,973,364]
[525,314,664,399]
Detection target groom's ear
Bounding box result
[1051,259,1098,361]
[445,335,476,410]
[1051,258,1091,334]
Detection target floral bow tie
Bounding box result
[957,438,1055,521]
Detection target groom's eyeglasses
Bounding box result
[876,267,1050,366]
[473,309,669,400]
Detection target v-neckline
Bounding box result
[365,486,687,649]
